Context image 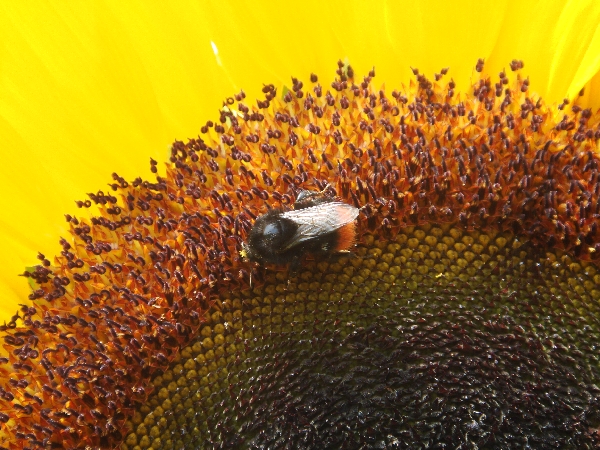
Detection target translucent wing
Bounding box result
[280,202,359,250]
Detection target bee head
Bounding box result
[242,209,296,264]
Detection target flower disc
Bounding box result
[2,61,600,449]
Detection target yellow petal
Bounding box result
[485,0,600,108]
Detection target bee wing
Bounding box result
[279,202,359,250]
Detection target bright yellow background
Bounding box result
[1,0,599,319]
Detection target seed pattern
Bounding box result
[126,226,600,449]
[1,60,600,449]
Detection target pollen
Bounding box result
[2,60,600,449]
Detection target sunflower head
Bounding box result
[3,60,600,448]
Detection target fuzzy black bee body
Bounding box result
[241,190,359,267]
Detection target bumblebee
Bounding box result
[240,188,359,268]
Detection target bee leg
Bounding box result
[318,182,331,195]
[296,182,332,204]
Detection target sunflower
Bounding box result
[2,2,600,449]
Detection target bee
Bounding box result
[240,187,360,269]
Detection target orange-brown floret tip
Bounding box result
[1,59,600,448]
